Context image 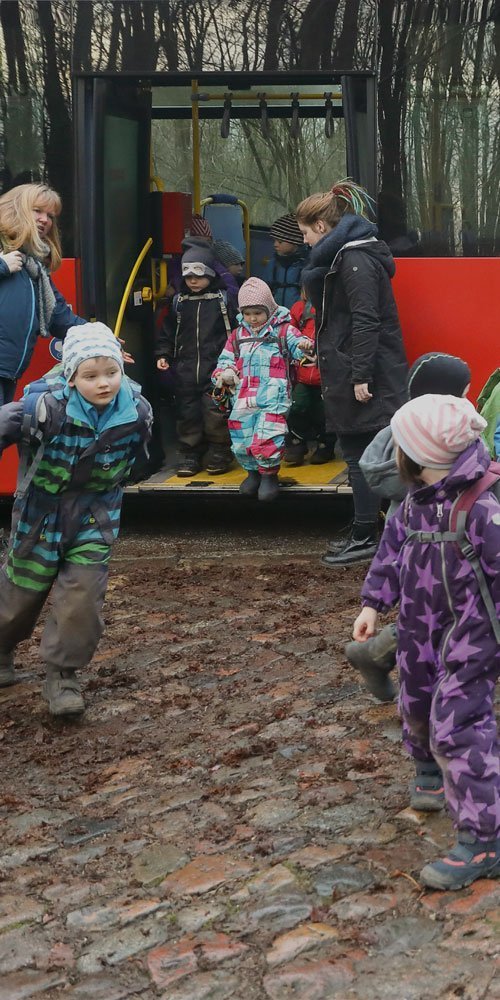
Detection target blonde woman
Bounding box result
[0,183,86,403]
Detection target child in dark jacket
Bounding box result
[262,214,308,309]
[0,323,152,716]
[353,394,500,891]
[155,246,235,476]
[284,291,336,466]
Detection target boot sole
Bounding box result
[320,550,377,567]
[420,859,500,891]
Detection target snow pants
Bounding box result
[0,486,114,672]
[176,387,230,453]
[398,643,500,841]
[228,408,288,472]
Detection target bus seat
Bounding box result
[202,202,246,258]
[248,227,274,280]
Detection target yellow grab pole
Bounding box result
[192,79,201,213]
[114,237,153,340]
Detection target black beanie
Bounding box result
[408,353,471,400]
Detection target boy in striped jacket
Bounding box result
[0,323,152,716]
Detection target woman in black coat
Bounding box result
[297,180,408,566]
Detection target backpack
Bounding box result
[404,463,500,642]
[16,366,151,499]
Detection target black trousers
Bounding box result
[176,388,231,452]
[337,431,381,526]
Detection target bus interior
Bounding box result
[73,71,378,495]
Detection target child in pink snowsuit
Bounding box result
[213,277,311,502]
[353,395,500,891]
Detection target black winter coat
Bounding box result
[302,217,408,436]
[155,277,235,393]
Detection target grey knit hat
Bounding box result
[62,322,124,380]
[213,239,244,268]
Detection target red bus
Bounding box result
[1,1,498,495]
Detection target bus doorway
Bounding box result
[74,71,377,495]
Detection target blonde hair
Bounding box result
[0,183,63,271]
[296,178,375,230]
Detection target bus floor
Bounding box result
[126,403,351,494]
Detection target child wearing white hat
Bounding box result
[0,323,152,716]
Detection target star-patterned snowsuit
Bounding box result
[361,439,500,842]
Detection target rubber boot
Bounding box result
[239,471,261,497]
[42,666,85,717]
[258,473,280,502]
[345,623,397,702]
[410,761,445,811]
[0,652,16,688]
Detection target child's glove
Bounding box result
[298,338,315,354]
[215,368,239,388]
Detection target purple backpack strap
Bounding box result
[448,462,500,643]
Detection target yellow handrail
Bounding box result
[114,237,153,340]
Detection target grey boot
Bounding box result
[0,653,16,688]
[42,667,85,717]
[258,473,280,503]
[239,471,261,497]
[410,762,445,811]
[345,623,397,702]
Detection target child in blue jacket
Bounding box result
[0,324,152,717]
[262,214,308,309]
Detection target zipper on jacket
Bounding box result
[196,302,201,384]
[440,541,458,670]
[15,279,36,377]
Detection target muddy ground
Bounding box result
[0,498,498,1000]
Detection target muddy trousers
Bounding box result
[0,563,108,672]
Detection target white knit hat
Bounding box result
[238,277,277,317]
[391,394,487,469]
[62,323,124,380]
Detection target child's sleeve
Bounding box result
[0,401,25,454]
[361,505,407,611]
[285,323,307,361]
[155,309,177,361]
[212,331,238,383]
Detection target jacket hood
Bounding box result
[308,214,379,269]
[413,439,492,503]
[359,425,407,502]
[237,304,291,334]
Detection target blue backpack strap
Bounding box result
[16,381,52,499]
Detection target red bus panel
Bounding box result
[0,259,80,496]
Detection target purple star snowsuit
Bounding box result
[361,440,500,842]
